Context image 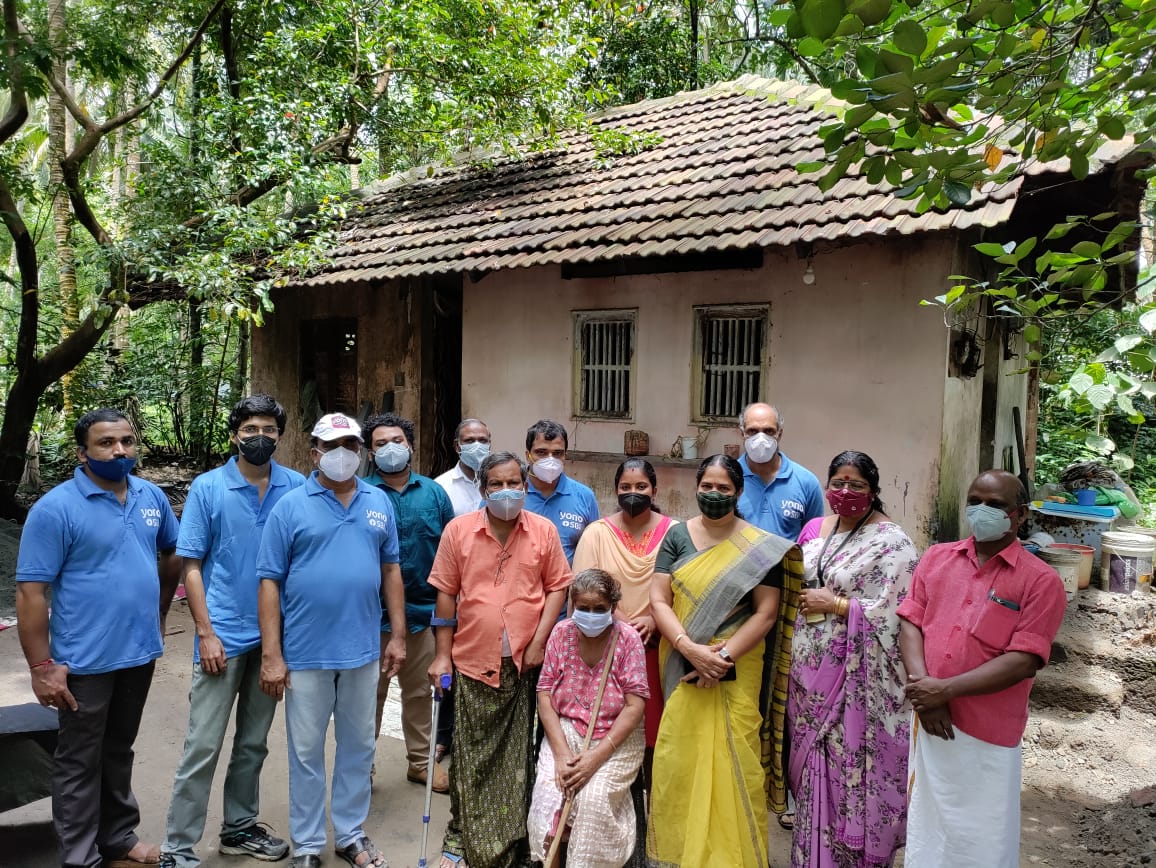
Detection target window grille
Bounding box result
[695,306,768,421]
[573,311,635,419]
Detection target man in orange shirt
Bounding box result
[428,451,572,868]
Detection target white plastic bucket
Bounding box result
[1038,547,1082,600]
[1048,543,1095,589]
[1099,531,1155,594]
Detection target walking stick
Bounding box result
[542,629,620,867]
[418,673,453,868]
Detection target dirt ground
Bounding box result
[3,501,1156,866]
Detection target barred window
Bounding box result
[572,310,636,419]
[693,305,768,421]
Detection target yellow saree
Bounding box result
[647,525,803,867]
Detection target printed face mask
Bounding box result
[618,492,652,518]
[487,487,526,521]
[744,433,779,464]
[966,503,1013,542]
[826,487,873,518]
[318,445,361,482]
[374,442,411,474]
[573,609,614,637]
[697,490,737,520]
[531,456,564,484]
[238,435,276,466]
[459,441,490,471]
[85,454,137,482]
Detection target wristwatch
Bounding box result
[718,646,733,662]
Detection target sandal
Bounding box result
[439,854,467,867]
[777,811,795,831]
[336,835,387,867]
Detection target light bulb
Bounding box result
[802,263,816,285]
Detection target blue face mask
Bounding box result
[84,454,136,482]
[459,441,490,471]
[487,487,525,521]
[966,503,1013,542]
[573,609,614,638]
[374,442,410,474]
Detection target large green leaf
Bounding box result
[893,20,927,56]
[1140,308,1156,333]
[848,0,891,26]
[1085,385,1114,411]
[1084,433,1116,454]
[801,0,847,40]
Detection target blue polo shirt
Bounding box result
[737,452,824,540]
[257,472,399,670]
[177,457,306,662]
[525,472,600,563]
[365,470,455,633]
[16,467,180,675]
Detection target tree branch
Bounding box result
[61,0,228,168]
[0,0,29,146]
[0,175,40,375]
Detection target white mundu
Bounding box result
[905,718,1022,868]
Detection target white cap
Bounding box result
[311,413,363,442]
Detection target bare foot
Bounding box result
[106,841,161,865]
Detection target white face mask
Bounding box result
[532,456,564,483]
[744,433,779,464]
[573,609,614,637]
[318,445,361,482]
[487,488,526,521]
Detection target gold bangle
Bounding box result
[605,733,617,751]
[674,632,687,648]
[836,597,850,617]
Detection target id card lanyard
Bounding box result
[813,511,873,587]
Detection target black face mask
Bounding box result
[697,490,737,520]
[238,434,277,466]
[618,492,652,518]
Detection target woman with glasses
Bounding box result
[788,451,918,868]
[647,455,803,868]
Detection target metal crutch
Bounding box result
[418,673,453,868]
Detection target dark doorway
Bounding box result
[428,280,463,476]
[300,318,358,428]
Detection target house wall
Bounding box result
[461,236,961,547]
[250,279,436,473]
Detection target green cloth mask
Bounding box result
[697,490,737,520]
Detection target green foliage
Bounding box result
[589,124,663,167]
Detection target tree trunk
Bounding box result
[231,317,250,406]
[48,0,79,418]
[187,296,206,460]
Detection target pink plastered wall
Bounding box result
[461,237,961,546]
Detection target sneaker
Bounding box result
[220,823,290,861]
[158,856,177,868]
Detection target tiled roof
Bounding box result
[290,75,1137,288]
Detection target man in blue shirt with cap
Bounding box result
[160,395,306,867]
[16,407,181,868]
[257,412,406,868]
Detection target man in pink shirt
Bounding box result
[897,470,1066,867]
[428,451,572,868]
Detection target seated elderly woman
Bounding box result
[527,569,649,868]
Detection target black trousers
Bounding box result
[53,661,155,868]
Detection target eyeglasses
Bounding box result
[828,479,870,493]
[494,550,511,586]
[239,425,279,436]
